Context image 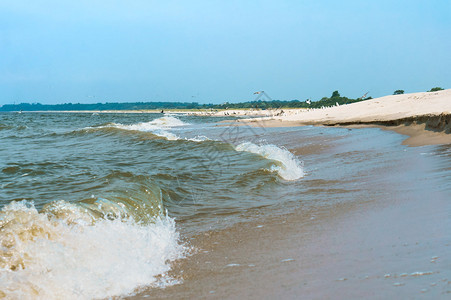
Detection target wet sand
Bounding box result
[130,186,450,299]
[339,123,451,147]
[223,118,451,147]
[386,124,451,147]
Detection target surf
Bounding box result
[0,193,186,299]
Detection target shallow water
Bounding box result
[1,112,450,299]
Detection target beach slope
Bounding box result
[240,89,451,146]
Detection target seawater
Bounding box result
[1,112,450,299]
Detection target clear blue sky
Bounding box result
[1,0,450,105]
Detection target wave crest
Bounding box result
[100,116,189,140]
[235,142,304,180]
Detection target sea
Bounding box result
[0,112,450,299]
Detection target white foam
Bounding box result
[163,112,187,117]
[147,116,189,127]
[235,142,304,180]
[86,117,216,143]
[185,135,211,142]
[104,116,190,140]
[410,271,434,277]
[116,116,188,131]
[154,130,180,140]
[0,201,186,299]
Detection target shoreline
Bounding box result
[0,108,280,116]
[233,89,451,146]
[129,130,450,299]
[233,114,451,147]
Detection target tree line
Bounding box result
[0,91,373,112]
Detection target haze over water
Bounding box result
[1,112,450,298]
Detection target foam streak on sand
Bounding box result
[235,142,304,180]
[0,201,185,299]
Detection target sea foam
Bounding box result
[235,142,304,180]
[107,116,189,140]
[94,117,213,143]
[0,201,185,299]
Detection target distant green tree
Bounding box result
[331,90,340,98]
[428,87,444,92]
[393,90,404,95]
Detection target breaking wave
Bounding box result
[235,142,304,180]
[107,116,189,140]
[83,116,214,143]
[0,190,186,299]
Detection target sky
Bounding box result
[1,0,450,105]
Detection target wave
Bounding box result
[90,116,189,141]
[235,142,304,180]
[115,116,189,130]
[0,124,27,131]
[0,123,10,131]
[81,116,215,144]
[185,135,211,142]
[163,112,187,117]
[0,187,186,299]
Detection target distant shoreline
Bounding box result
[3,108,273,115]
[5,109,199,114]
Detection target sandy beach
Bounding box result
[217,89,451,146]
[206,89,447,146]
